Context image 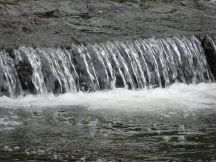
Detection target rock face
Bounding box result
[202,35,216,79]
[0,0,216,47]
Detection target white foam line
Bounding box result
[0,83,216,111]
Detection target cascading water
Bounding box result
[0,35,214,97]
[0,35,216,162]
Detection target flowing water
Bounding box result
[0,35,216,161]
[0,83,216,161]
[0,36,213,97]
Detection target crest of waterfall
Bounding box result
[0,36,214,97]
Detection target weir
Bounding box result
[0,35,215,97]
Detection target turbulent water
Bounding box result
[0,83,216,161]
[0,83,216,110]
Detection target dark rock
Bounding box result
[68,47,96,91]
[36,49,61,93]
[13,50,36,94]
[202,35,216,80]
[0,49,27,97]
[0,0,216,47]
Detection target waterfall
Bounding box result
[0,36,214,97]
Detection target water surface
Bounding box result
[0,83,216,161]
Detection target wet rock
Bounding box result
[13,49,36,94]
[59,1,89,16]
[202,35,216,79]
[36,49,62,93]
[0,0,216,47]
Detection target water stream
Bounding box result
[0,35,216,161]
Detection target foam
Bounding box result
[0,83,216,111]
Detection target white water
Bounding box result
[0,83,216,111]
[0,36,214,97]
